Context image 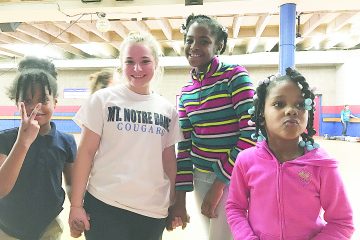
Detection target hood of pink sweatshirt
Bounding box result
[255,140,338,167]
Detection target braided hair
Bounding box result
[250,67,316,145]
[181,14,228,54]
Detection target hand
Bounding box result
[70,219,85,238]
[68,206,90,238]
[201,179,226,218]
[166,193,190,231]
[16,102,41,147]
[166,206,190,231]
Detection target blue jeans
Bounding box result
[342,121,349,136]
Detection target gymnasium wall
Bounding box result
[0,63,359,136]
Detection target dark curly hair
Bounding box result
[7,57,58,103]
[181,14,228,54]
[17,56,57,79]
[250,67,316,145]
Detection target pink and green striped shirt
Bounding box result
[176,57,255,191]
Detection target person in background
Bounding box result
[167,14,255,240]
[68,31,183,240]
[0,57,76,240]
[88,70,113,94]
[226,68,354,239]
[340,104,358,136]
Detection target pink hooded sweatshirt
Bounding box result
[226,141,354,240]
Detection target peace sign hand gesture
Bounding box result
[16,102,42,147]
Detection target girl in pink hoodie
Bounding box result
[226,68,354,240]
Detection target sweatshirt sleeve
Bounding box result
[226,157,259,240]
[313,167,354,239]
[175,96,194,191]
[213,67,256,184]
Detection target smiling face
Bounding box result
[184,22,219,73]
[19,83,57,134]
[122,43,156,95]
[263,80,308,143]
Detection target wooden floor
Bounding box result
[60,137,360,239]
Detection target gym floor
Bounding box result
[60,137,360,240]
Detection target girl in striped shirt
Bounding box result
[167,14,256,240]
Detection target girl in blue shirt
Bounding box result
[0,57,76,240]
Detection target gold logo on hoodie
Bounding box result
[298,169,311,184]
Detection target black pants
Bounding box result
[83,192,166,240]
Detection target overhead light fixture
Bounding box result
[185,0,203,5]
[96,12,111,32]
[81,0,101,2]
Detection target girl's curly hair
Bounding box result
[251,67,316,144]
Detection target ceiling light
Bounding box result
[185,0,203,5]
[96,12,111,32]
[81,0,101,2]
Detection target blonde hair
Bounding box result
[118,31,164,92]
[89,70,113,93]
[119,31,163,64]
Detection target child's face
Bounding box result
[19,84,56,129]
[122,43,156,94]
[263,80,308,142]
[184,22,218,72]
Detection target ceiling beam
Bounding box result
[30,22,87,58]
[53,43,88,58]
[33,22,72,43]
[227,39,235,55]
[77,22,112,42]
[255,14,271,38]
[53,22,90,42]
[1,31,38,44]
[324,24,352,49]
[0,34,15,44]
[158,18,183,55]
[301,13,329,37]
[109,21,129,40]
[326,13,357,33]
[76,22,119,53]
[133,20,150,32]
[0,46,24,57]
[169,41,182,55]
[159,18,172,40]
[16,23,52,43]
[11,23,82,58]
[247,14,271,53]
[295,13,337,45]
[232,15,242,39]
